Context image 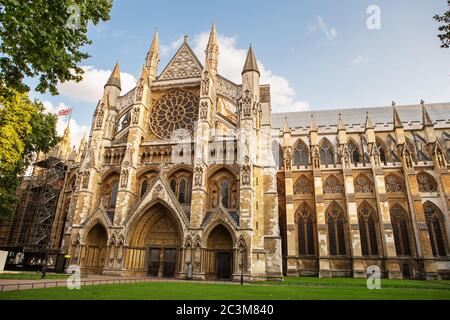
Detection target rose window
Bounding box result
[150,90,199,140]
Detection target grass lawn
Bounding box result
[0,273,70,280]
[1,277,450,300]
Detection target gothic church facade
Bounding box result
[53,24,449,280]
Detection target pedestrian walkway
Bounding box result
[0,275,242,292]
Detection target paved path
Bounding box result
[0,275,243,292]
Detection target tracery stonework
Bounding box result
[10,25,449,282]
[150,90,199,140]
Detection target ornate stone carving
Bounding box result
[417,172,437,193]
[283,146,292,171]
[240,90,252,117]
[135,78,144,102]
[242,156,251,185]
[96,108,104,128]
[354,174,374,193]
[199,101,208,120]
[294,176,313,194]
[312,145,320,170]
[120,168,129,188]
[81,170,90,189]
[132,106,140,125]
[194,166,203,187]
[201,71,210,96]
[158,46,202,80]
[385,174,403,193]
[342,144,351,169]
[323,175,344,194]
[150,90,199,140]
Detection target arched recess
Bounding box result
[208,167,238,210]
[127,201,183,277]
[82,223,108,274]
[319,138,337,167]
[357,201,380,256]
[375,137,388,164]
[100,171,120,223]
[293,175,314,195]
[293,139,310,168]
[354,173,374,194]
[295,202,316,256]
[347,138,362,164]
[423,201,448,257]
[417,171,438,193]
[323,174,344,195]
[168,168,193,206]
[205,224,234,280]
[389,204,413,257]
[326,202,348,256]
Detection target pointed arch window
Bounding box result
[377,143,387,164]
[358,203,379,256]
[327,203,347,256]
[319,139,335,166]
[170,178,177,194]
[348,140,361,164]
[424,202,447,257]
[220,179,230,208]
[140,179,148,199]
[293,140,310,167]
[390,205,411,256]
[297,203,315,256]
[178,178,187,203]
[109,181,119,209]
[417,172,438,193]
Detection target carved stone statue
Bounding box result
[136,78,144,101]
[96,109,104,128]
[194,166,203,187]
[120,168,129,188]
[132,106,140,124]
[81,170,90,189]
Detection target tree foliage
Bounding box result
[434,0,450,48]
[0,0,113,96]
[0,90,59,217]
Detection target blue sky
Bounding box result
[29,0,450,146]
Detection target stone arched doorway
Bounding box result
[83,223,108,274]
[128,203,182,278]
[205,224,234,280]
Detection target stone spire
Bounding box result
[59,121,71,158]
[105,62,121,90]
[365,111,374,130]
[283,117,290,133]
[205,21,218,73]
[242,45,260,75]
[309,114,318,132]
[146,29,160,79]
[392,103,403,129]
[338,113,346,131]
[421,100,433,127]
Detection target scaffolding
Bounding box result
[2,153,68,272]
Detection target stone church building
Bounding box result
[31,24,450,280]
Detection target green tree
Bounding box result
[0,90,59,217]
[0,0,113,96]
[434,0,450,48]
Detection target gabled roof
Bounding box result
[157,39,203,81]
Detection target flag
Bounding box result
[58,108,72,116]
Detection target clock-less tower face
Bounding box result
[150,89,199,140]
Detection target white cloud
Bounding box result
[309,16,337,41]
[191,32,309,113]
[43,101,89,148]
[353,56,365,64]
[57,66,136,103]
